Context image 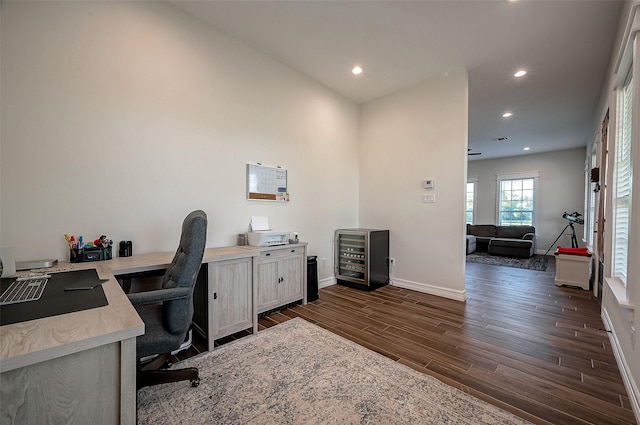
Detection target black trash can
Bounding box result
[307,255,319,302]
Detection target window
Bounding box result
[466,180,476,224]
[612,71,633,286]
[588,178,596,249]
[586,148,597,249]
[498,176,535,226]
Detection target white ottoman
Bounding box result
[554,252,591,290]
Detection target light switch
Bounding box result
[422,193,436,203]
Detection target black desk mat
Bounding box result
[0,269,109,326]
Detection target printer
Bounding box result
[247,216,290,247]
[247,231,290,247]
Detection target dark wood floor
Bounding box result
[254,258,637,425]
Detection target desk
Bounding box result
[108,244,307,349]
[109,246,258,350]
[0,263,144,425]
[0,243,307,425]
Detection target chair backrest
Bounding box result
[161,210,207,334]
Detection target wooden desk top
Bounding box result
[0,243,307,373]
[0,262,144,373]
[107,246,257,275]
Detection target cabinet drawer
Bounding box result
[258,247,304,260]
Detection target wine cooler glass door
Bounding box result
[337,232,368,284]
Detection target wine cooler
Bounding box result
[335,229,389,290]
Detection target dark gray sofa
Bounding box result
[466,224,536,258]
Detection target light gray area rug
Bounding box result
[137,318,532,424]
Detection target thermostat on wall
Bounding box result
[424,179,434,189]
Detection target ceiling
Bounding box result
[170,0,623,161]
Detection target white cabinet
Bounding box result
[207,257,252,348]
[554,253,591,290]
[255,246,306,314]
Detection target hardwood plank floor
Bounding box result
[257,258,637,425]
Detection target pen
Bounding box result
[64,279,108,291]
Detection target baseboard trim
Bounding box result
[602,307,640,423]
[318,277,336,289]
[390,278,466,302]
[319,276,465,301]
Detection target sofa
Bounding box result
[466,224,536,258]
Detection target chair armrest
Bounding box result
[127,287,191,306]
[522,233,535,241]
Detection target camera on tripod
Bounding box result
[562,211,584,225]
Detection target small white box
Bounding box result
[554,253,591,290]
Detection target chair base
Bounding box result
[137,367,200,389]
[137,353,200,390]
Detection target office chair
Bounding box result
[127,210,207,389]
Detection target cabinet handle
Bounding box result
[266,253,271,256]
[214,292,217,300]
[291,249,296,253]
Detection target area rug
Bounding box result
[137,318,532,424]
[466,252,548,271]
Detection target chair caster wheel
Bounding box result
[191,379,200,387]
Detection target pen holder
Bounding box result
[70,246,113,263]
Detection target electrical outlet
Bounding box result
[321,258,326,268]
[389,258,396,266]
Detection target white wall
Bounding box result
[0,1,360,282]
[359,69,468,300]
[591,1,640,418]
[467,147,586,254]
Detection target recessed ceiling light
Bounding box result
[523,147,530,151]
[514,69,527,78]
[352,66,363,75]
[502,112,513,118]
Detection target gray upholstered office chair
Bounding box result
[127,210,207,389]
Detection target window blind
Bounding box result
[613,73,633,285]
[588,180,596,248]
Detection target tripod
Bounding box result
[544,222,579,256]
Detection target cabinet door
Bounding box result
[255,256,281,313]
[208,258,252,344]
[280,253,304,304]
